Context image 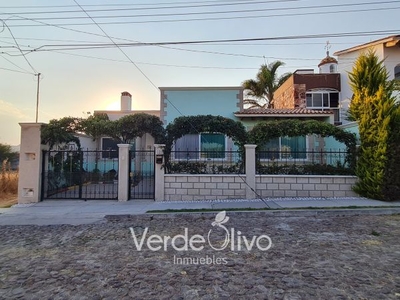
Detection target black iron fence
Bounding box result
[42,149,119,200]
[129,149,155,199]
[165,150,244,174]
[256,149,354,175]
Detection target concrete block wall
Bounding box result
[163,174,357,201]
[164,175,247,201]
[256,175,358,198]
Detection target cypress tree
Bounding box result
[349,50,398,200]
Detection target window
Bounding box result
[306,90,340,123]
[329,64,336,73]
[306,92,330,108]
[173,133,226,160]
[395,64,400,80]
[201,133,225,158]
[101,138,119,159]
[259,136,307,160]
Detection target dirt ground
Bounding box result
[1,212,400,299]
[0,194,17,208]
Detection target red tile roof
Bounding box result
[235,108,334,116]
[318,56,338,67]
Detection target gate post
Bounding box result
[18,123,45,204]
[154,144,165,201]
[117,144,130,201]
[245,144,257,199]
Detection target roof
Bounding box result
[234,108,334,117]
[318,53,338,67]
[334,35,400,56]
[159,86,243,91]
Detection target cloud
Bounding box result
[0,99,30,119]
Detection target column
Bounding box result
[117,144,130,201]
[154,144,165,201]
[245,144,257,199]
[18,123,45,204]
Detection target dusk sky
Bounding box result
[0,0,399,146]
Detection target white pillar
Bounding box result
[18,123,45,204]
[245,144,257,199]
[154,144,165,201]
[117,144,130,201]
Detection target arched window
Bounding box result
[329,64,336,73]
[395,64,400,80]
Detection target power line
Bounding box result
[0,66,33,74]
[3,3,400,27]
[0,53,34,74]
[0,19,37,74]
[0,35,368,46]
[2,0,398,22]
[22,30,400,53]
[0,0,267,9]
[1,0,298,15]
[45,50,264,69]
[71,0,159,92]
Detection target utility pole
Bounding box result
[35,73,41,123]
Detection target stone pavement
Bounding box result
[1,211,400,299]
[1,197,400,226]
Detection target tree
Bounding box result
[242,61,292,109]
[41,117,81,150]
[80,113,111,141]
[348,49,395,120]
[109,113,165,144]
[349,50,400,200]
[0,143,18,162]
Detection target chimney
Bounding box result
[121,91,132,111]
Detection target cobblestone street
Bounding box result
[1,211,400,299]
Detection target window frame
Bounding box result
[258,136,308,161]
[172,133,228,161]
[306,89,341,123]
[101,137,119,159]
[395,64,400,80]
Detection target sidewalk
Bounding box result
[1,197,400,226]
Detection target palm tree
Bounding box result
[242,61,292,109]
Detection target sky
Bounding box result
[0,0,399,146]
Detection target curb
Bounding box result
[105,207,400,220]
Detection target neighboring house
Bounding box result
[239,51,341,155]
[273,52,341,125]
[334,34,400,124]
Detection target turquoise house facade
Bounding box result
[159,87,243,125]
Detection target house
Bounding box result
[93,91,160,152]
[160,86,244,155]
[334,35,400,124]
[273,52,341,125]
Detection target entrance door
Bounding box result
[129,149,155,199]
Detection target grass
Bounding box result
[0,160,18,208]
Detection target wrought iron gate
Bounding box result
[42,149,118,200]
[129,149,155,199]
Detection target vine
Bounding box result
[165,115,248,150]
[249,119,357,170]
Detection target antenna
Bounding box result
[325,41,331,56]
